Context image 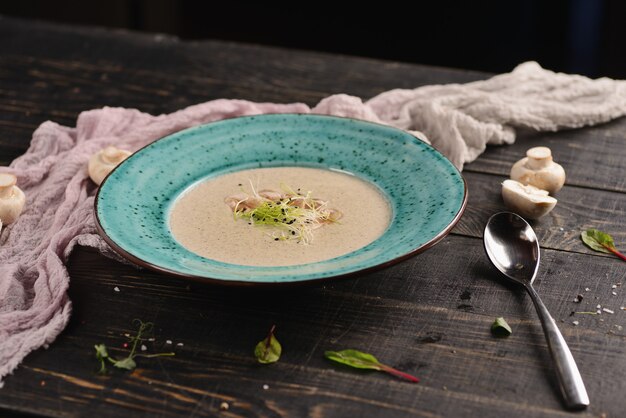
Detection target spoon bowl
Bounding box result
[484,212,589,410]
[483,211,540,284]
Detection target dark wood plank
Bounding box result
[455,171,626,255]
[0,16,487,166]
[1,236,624,417]
[464,120,626,193]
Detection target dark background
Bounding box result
[2,0,625,78]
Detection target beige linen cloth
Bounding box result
[1,62,625,385]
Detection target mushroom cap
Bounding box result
[88,146,132,185]
[0,182,26,224]
[510,147,565,194]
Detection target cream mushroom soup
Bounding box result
[169,167,391,266]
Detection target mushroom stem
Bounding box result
[525,146,553,170]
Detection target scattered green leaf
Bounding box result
[254,325,281,364]
[94,344,109,374]
[324,349,419,383]
[491,317,512,337]
[112,357,137,371]
[95,320,175,374]
[581,229,626,261]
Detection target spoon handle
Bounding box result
[525,285,590,409]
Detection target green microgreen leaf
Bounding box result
[324,349,419,383]
[581,229,626,261]
[94,320,175,374]
[491,317,512,337]
[254,325,281,364]
[95,344,109,359]
[112,357,137,370]
[94,344,109,374]
[229,183,341,244]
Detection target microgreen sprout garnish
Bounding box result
[224,181,341,244]
[254,325,281,364]
[581,229,626,261]
[491,317,512,337]
[95,320,175,374]
[324,349,419,383]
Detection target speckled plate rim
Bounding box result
[94,114,468,286]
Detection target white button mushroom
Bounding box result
[88,146,132,186]
[0,173,26,226]
[510,146,565,195]
[501,179,557,220]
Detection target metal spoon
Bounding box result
[483,211,589,409]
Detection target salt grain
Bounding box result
[141,344,147,351]
[114,287,120,292]
[597,304,602,309]
[166,340,172,345]
[263,384,269,390]
[148,337,155,342]
[612,285,618,289]
[612,292,618,296]
[572,321,579,326]
[585,288,591,292]
[597,310,602,314]
[602,308,615,314]
[573,294,583,303]
[176,342,183,347]
[220,402,229,411]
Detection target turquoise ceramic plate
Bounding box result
[95,114,467,285]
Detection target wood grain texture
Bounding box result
[455,172,626,255]
[2,238,624,417]
[1,16,626,418]
[465,125,626,193]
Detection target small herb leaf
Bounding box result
[325,349,419,383]
[581,229,626,261]
[325,349,382,371]
[491,317,512,337]
[581,229,615,253]
[94,320,175,374]
[95,344,109,374]
[113,357,137,370]
[254,325,281,364]
[95,344,109,360]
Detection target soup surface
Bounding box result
[169,167,391,266]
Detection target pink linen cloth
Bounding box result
[2,62,626,385]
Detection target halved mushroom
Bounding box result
[88,146,132,185]
[501,179,557,220]
[0,173,26,225]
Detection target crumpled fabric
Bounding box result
[2,62,626,385]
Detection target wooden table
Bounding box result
[1,17,625,418]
